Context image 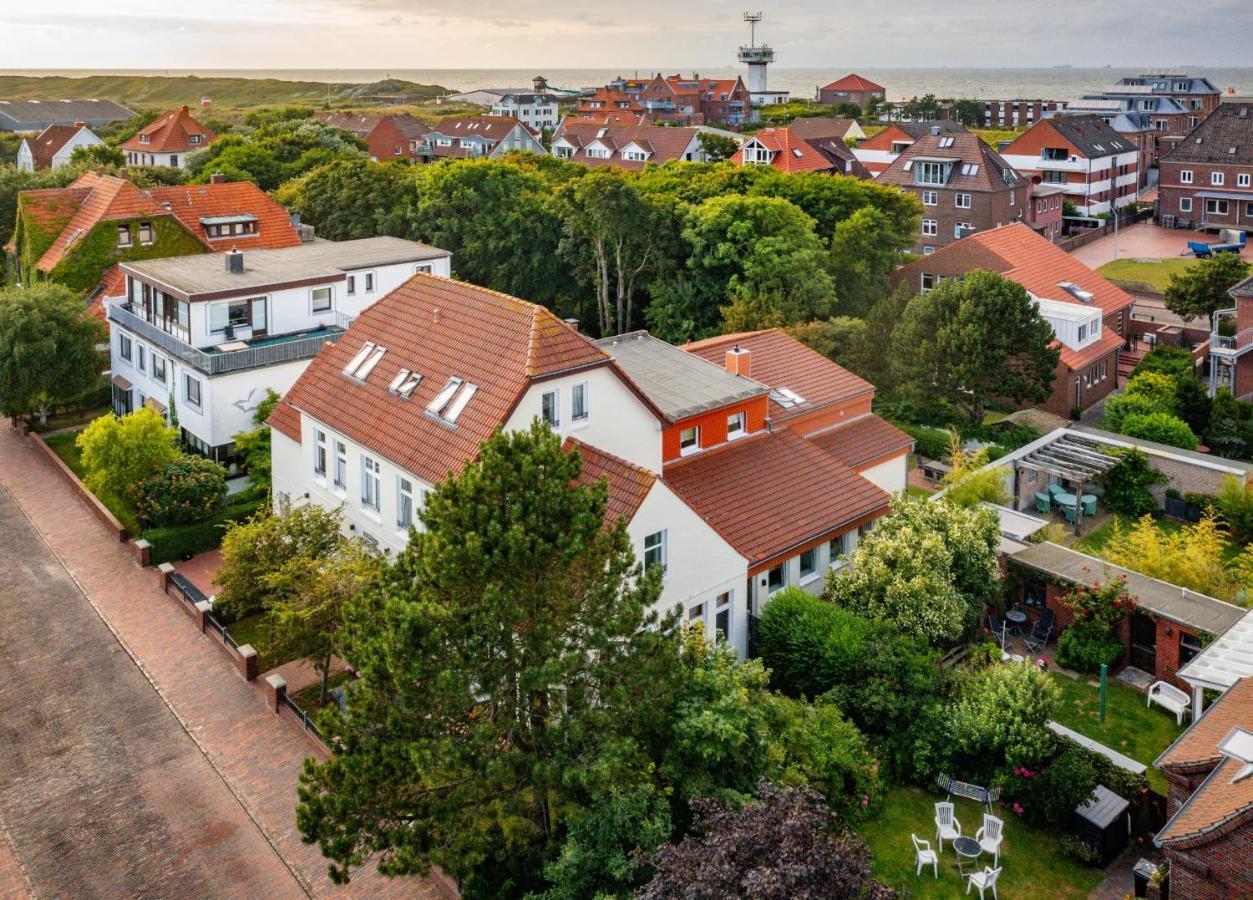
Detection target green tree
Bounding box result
[231,388,281,501]
[296,423,678,893]
[1163,253,1251,328]
[274,158,410,241]
[697,131,740,163]
[827,206,901,317]
[833,101,862,118]
[1120,410,1198,450]
[0,283,104,425]
[892,270,1059,424]
[902,94,942,120]
[215,502,345,621]
[829,494,1000,644]
[76,407,178,503]
[1103,370,1178,432]
[1102,447,1166,516]
[70,143,126,167]
[950,99,983,126]
[946,663,1060,780]
[187,119,368,190]
[136,454,228,526]
[1206,389,1249,459]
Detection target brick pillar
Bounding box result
[237,644,258,682]
[193,600,211,633]
[264,674,287,713]
[131,538,151,567]
[157,561,176,594]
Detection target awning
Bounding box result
[1194,190,1253,202]
[144,396,167,414]
[110,374,132,391]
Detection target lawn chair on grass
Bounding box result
[976,814,1004,866]
[1025,609,1055,653]
[912,834,938,878]
[966,866,1002,899]
[935,802,962,852]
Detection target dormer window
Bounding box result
[116,225,132,248]
[139,134,149,144]
[914,161,949,185]
[679,426,700,455]
[190,134,201,144]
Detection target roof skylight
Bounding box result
[769,387,807,409]
[443,383,478,422]
[426,377,464,417]
[353,346,387,381]
[342,341,376,377]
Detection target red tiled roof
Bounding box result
[820,74,885,94]
[1057,331,1123,370]
[733,128,839,174]
[267,397,302,443]
[808,415,914,469]
[554,121,700,170]
[147,182,303,250]
[432,115,538,142]
[8,186,91,254]
[683,329,874,420]
[36,175,165,272]
[121,106,216,154]
[663,428,889,566]
[86,264,126,323]
[26,124,87,169]
[567,437,656,525]
[785,117,859,141]
[877,131,1025,193]
[270,275,611,486]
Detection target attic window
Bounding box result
[355,346,387,381]
[791,148,803,158]
[443,383,478,423]
[962,163,980,176]
[902,160,913,171]
[343,341,385,379]
[769,387,807,409]
[1058,281,1095,304]
[426,377,464,417]
[938,136,955,148]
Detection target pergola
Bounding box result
[1015,434,1121,535]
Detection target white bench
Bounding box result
[1147,681,1191,725]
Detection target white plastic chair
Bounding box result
[934,801,962,852]
[976,814,1004,865]
[912,834,938,878]
[966,865,1002,899]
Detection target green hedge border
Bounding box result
[143,498,266,565]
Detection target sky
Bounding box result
[2,0,1252,70]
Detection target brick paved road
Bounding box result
[0,427,440,899]
[0,484,305,899]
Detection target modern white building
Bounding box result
[489,93,560,132]
[737,12,789,108]
[110,237,451,469]
[269,277,911,657]
[16,123,104,171]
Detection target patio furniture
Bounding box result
[1025,609,1055,653]
[1054,491,1077,509]
[935,802,962,852]
[936,774,1001,812]
[912,834,938,878]
[1034,492,1051,514]
[988,612,1008,649]
[952,835,982,877]
[966,865,1002,899]
[1080,494,1098,516]
[1048,483,1067,499]
[1062,504,1078,524]
[975,814,1004,866]
[1147,680,1191,725]
[1004,608,1027,637]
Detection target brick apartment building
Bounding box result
[1028,183,1066,241]
[876,129,1026,255]
[1117,69,1224,122]
[314,113,430,163]
[891,223,1133,416]
[1208,273,1253,401]
[978,99,1065,128]
[850,120,966,177]
[816,74,885,110]
[1000,114,1140,217]
[602,74,754,127]
[1158,98,1253,232]
[1060,100,1157,185]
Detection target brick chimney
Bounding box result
[73,121,84,128]
[725,345,751,378]
[209,172,226,184]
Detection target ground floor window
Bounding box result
[1179,631,1204,666]
[715,591,731,643]
[767,564,784,593]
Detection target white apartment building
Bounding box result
[490,93,560,131]
[110,237,451,469]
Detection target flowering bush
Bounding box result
[136,454,229,527]
[945,662,1059,780]
[1055,578,1132,674]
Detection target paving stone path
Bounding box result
[0,427,439,898]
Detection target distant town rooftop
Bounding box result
[121,237,448,300]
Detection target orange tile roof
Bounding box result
[147,182,302,250]
[1156,678,1253,846]
[121,106,216,154]
[270,275,612,486]
[36,175,165,272]
[965,223,1137,318]
[26,124,87,169]
[663,428,889,567]
[267,397,302,443]
[683,329,874,420]
[785,117,860,141]
[733,128,840,174]
[877,131,1025,194]
[821,74,885,93]
[86,264,126,323]
[567,437,656,525]
[1057,331,1123,370]
[808,415,914,468]
[555,121,700,170]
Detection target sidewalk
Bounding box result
[0,425,439,899]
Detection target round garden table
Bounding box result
[1005,608,1028,636]
[953,835,982,876]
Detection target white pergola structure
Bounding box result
[1014,434,1121,534]
[1177,608,1253,722]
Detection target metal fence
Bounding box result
[280,692,326,743]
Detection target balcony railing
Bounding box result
[109,303,350,375]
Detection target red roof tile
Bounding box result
[567,437,656,525]
[554,121,700,170]
[808,415,914,469]
[271,275,611,486]
[820,74,885,94]
[147,182,303,250]
[36,175,165,272]
[1057,331,1123,370]
[683,329,874,420]
[121,106,216,154]
[877,131,1025,194]
[733,128,838,174]
[663,429,889,566]
[267,397,302,443]
[25,124,88,169]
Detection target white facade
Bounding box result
[1033,294,1106,352]
[16,126,103,171]
[999,149,1139,216]
[124,147,200,169]
[490,95,559,131]
[858,453,910,495]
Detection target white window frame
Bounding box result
[314,429,327,477]
[151,353,167,385]
[679,425,700,456]
[921,189,938,206]
[333,440,348,491]
[955,222,973,239]
[183,373,201,410]
[137,344,146,374]
[955,192,972,209]
[1179,197,1193,213]
[361,454,381,511]
[541,389,560,427]
[798,546,818,583]
[644,530,667,575]
[1211,171,1225,186]
[766,564,785,594]
[311,286,333,314]
[1206,198,1229,216]
[921,272,936,292]
[118,333,133,362]
[1180,169,1193,184]
[726,411,746,440]
[397,476,414,530]
[714,591,731,644]
[1239,173,1252,188]
[921,218,938,237]
[571,381,589,424]
[345,275,356,296]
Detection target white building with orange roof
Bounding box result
[121,105,217,169]
[733,127,869,177]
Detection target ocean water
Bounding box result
[6,67,1253,104]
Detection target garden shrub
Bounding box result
[945,662,1059,782]
[1217,476,1253,544]
[896,422,950,460]
[143,498,266,566]
[136,454,228,526]
[1103,448,1165,516]
[1120,411,1198,451]
[1056,629,1124,673]
[756,588,868,698]
[76,407,179,503]
[1059,836,1101,865]
[1005,736,1150,829]
[1054,578,1133,674]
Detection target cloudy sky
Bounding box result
[2,0,1251,70]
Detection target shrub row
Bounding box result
[143,498,267,565]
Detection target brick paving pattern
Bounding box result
[1071,221,1253,269]
[0,426,440,899]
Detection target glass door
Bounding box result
[250,297,267,338]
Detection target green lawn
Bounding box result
[1048,672,1184,793]
[973,128,1024,148]
[28,404,112,434]
[290,669,354,712]
[859,786,1102,898]
[42,431,140,535]
[1096,257,1194,293]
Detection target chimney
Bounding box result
[181,105,190,114]
[225,247,244,274]
[73,121,84,128]
[563,317,581,333]
[725,344,751,378]
[432,307,441,325]
[209,172,225,184]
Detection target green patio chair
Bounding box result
[1034,492,1051,514]
[1063,504,1078,524]
[1081,494,1097,517]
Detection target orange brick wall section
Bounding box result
[1002,121,1082,163]
[790,396,873,436]
[661,396,769,463]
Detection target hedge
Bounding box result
[896,423,951,461]
[143,498,267,565]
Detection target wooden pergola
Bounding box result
[1015,434,1121,535]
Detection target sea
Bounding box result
[7,67,1253,104]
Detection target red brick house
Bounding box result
[890,223,1134,416]
[550,121,704,170]
[617,74,754,127]
[1153,676,1253,900]
[314,113,430,163]
[876,130,1027,255]
[1000,115,1140,217]
[1158,98,1253,232]
[850,120,965,176]
[732,127,869,178]
[816,74,884,110]
[1208,274,1253,400]
[1028,183,1066,242]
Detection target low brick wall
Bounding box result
[28,430,127,543]
[157,563,258,682]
